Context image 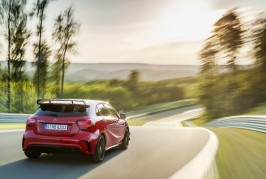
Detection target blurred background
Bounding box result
[0,0,265,117]
[0,0,266,178]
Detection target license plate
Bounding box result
[45,124,67,131]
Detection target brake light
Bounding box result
[27,117,37,127]
[77,119,92,130]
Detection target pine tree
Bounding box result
[31,0,54,98]
[32,41,51,99]
[213,8,244,71]
[52,6,80,98]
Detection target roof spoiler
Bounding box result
[37,99,90,108]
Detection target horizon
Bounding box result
[0,60,255,66]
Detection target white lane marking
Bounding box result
[0,129,24,133]
[183,108,204,114]
[169,128,219,179]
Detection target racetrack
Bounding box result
[0,108,218,179]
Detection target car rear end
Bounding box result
[22,100,99,157]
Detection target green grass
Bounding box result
[245,102,266,115]
[189,111,210,126]
[209,128,266,179]
[127,116,150,126]
[190,117,208,126]
[126,99,197,116]
[0,123,25,130]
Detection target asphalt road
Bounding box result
[0,107,213,179]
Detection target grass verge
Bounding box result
[245,102,266,115]
[209,128,266,179]
[127,116,151,126]
[0,124,25,130]
[190,116,208,126]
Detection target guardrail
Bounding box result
[205,115,266,133]
[0,113,31,123]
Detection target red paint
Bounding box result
[22,99,129,161]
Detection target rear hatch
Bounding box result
[33,103,89,137]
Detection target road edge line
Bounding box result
[169,128,219,179]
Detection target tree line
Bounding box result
[0,0,80,113]
[64,70,185,111]
[199,8,266,120]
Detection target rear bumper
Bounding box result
[25,144,85,154]
[22,130,98,155]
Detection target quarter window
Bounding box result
[104,104,119,118]
[96,104,110,116]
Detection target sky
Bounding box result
[25,0,266,65]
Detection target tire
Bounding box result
[92,135,106,163]
[120,128,130,150]
[24,151,41,159]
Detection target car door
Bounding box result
[96,103,117,147]
[104,104,125,144]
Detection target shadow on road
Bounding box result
[0,148,123,179]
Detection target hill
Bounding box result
[0,62,200,82]
[64,63,199,82]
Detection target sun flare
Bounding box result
[153,1,225,43]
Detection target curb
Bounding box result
[169,128,219,179]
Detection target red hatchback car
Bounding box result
[22,99,130,162]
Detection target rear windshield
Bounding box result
[35,104,88,117]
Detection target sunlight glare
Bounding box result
[153,1,225,43]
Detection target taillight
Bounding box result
[27,117,37,127]
[77,119,92,130]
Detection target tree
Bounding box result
[0,0,28,112]
[10,1,30,82]
[250,12,266,101]
[52,6,80,98]
[213,8,244,71]
[31,0,53,98]
[127,70,140,92]
[199,36,218,77]
[252,12,266,69]
[10,1,30,113]
[0,0,13,113]
[50,54,65,98]
[32,41,51,99]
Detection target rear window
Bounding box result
[35,104,88,117]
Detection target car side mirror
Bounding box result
[120,113,127,120]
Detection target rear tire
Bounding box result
[92,135,105,163]
[24,151,41,159]
[120,128,130,150]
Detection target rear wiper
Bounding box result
[45,113,58,117]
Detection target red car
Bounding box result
[22,99,130,162]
